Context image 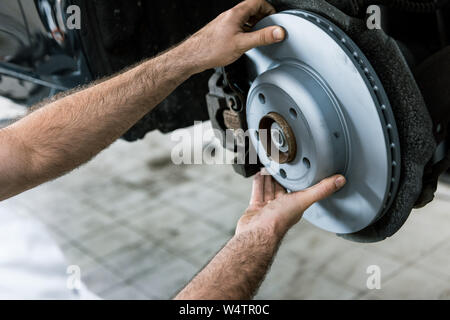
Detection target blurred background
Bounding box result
[2,96,450,300]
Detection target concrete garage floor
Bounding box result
[2,99,450,299]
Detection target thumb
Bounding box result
[289,175,346,213]
[238,26,285,52]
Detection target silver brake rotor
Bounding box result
[245,10,401,234]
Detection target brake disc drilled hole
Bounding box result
[280,169,287,179]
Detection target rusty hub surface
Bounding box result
[258,112,297,164]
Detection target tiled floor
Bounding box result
[2,100,450,299]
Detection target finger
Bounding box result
[237,26,285,52]
[291,175,346,212]
[245,16,260,29]
[245,3,273,27]
[234,0,276,23]
[249,171,265,205]
[263,172,275,202]
[274,180,286,197]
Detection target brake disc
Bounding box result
[245,10,401,234]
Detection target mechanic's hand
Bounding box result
[236,169,346,240]
[185,0,285,73]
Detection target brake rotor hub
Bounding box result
[246,10,401,234]
[259,112,297,164]
[249,60,349,185]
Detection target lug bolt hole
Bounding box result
[303,157,311,169]
[289,108,298,119]
[258,93,266,104]
[280,169,287,179]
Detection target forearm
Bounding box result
[175,228,281,300]
[0,43,197,200]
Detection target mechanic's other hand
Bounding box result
[186,0,285,72]
[236,169,346,240]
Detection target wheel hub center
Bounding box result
[259,111,297,164]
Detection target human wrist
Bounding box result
[174,35,212,75]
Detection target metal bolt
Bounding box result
[271,122,288,152]
[272,129,285,148]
